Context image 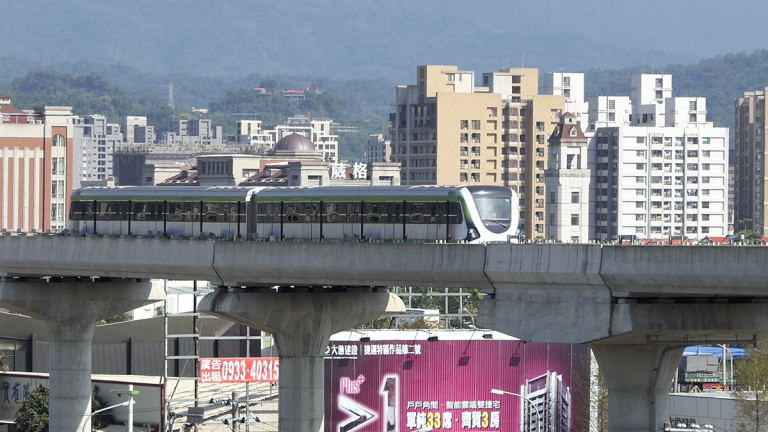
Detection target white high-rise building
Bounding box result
[588,74,729,242]
[543,72,589,130]
[73,114,122,188]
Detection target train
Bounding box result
[68,185,520,244]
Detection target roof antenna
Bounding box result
[521,53,524,68]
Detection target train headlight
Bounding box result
[468,228,479,240]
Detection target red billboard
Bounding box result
[199,357,279,383]
[324,331,588,432]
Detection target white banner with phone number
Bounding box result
[199,357,279,383]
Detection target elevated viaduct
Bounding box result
[1,235,767,432]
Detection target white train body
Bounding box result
[69,185,519,244]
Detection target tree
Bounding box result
[15,385,114,431]
[571,351,608,432]
[15,385,49,432]
[733,342,768,432]
[96,312,132,326]
[738,219,764,243]
[0,353,8,372]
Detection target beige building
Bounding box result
[366,134,391,163]
[734,89,768,236]
[390,65,564,238]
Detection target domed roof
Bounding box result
[275,133,315,151]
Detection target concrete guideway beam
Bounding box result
[0,278,163,432]
[591,344,684,432]
[480,294,768,431]
[199,290,405,432]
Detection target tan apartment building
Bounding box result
[734,89,768,235]
[390,65,564,238]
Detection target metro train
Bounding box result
[68,185,520,243]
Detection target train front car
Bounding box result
[458,186,520,243]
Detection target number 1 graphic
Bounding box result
[381,376,398,432]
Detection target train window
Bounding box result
[448,202,463,224]
[112,201,129,221]
[220,202,238,223]
[346,202,361,223]
[306,202,320,223]
[132,202,148,221]
[257,202,281,223]
[167,202,185,222]
[407,202,426,223]
[182,202,200,222]
[70,201,85,220]
[365,203,382,223]
[324,202,343,223]
[97,202,112,220]
[284,202,302,223]
[202,202,219,222]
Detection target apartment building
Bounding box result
[542,72,589,130]
[72,114,122,187]
[734,89,768,235]
[234,116,339,162]
[588,75,729,241]
[121,116,146,143]
[0,95,74,232]
[162,119,222,146]
[366,134,391,163]
[390,65,564,238]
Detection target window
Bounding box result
[702,189,710,196]
[549,214,555,226]
[636,163,646,170]
[571,191,579,203]
[702,176,710,183]
[460,120,468,130]
[636,176,646,184]
[636,202,645,209]
[689,101,697,110]
[636,137,646,144]
[702,137,710,144]
[488,107,497,117]
[636,226,645,234]
[550,192,556,204]
[52,134,64,147]
[702,202,710,209]
[636,189,645,196]
[702,214,710,221]
[472,120,481,130]
[637,150,646,157]
[608,112,615,121]
[636,214,645,221]
[702,150,710,157]
[571,214,579,226]
[702,227,710,234]
[702,164,710,171]
[689,114,697,122]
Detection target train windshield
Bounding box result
[475,197,512,230]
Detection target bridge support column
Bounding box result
[199,289,405,432]
[0,278,162,432]
[591,344,684,432]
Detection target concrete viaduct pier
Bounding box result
[3,236,768,431]
[0,277,162,432]
[199,288,404,432]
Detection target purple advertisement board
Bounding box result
[325,331,588,432]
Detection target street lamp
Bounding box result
[490,388,539,432]
[82,399,134,432]
[717,344,734,390]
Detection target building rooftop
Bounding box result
[275,132,315,152]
